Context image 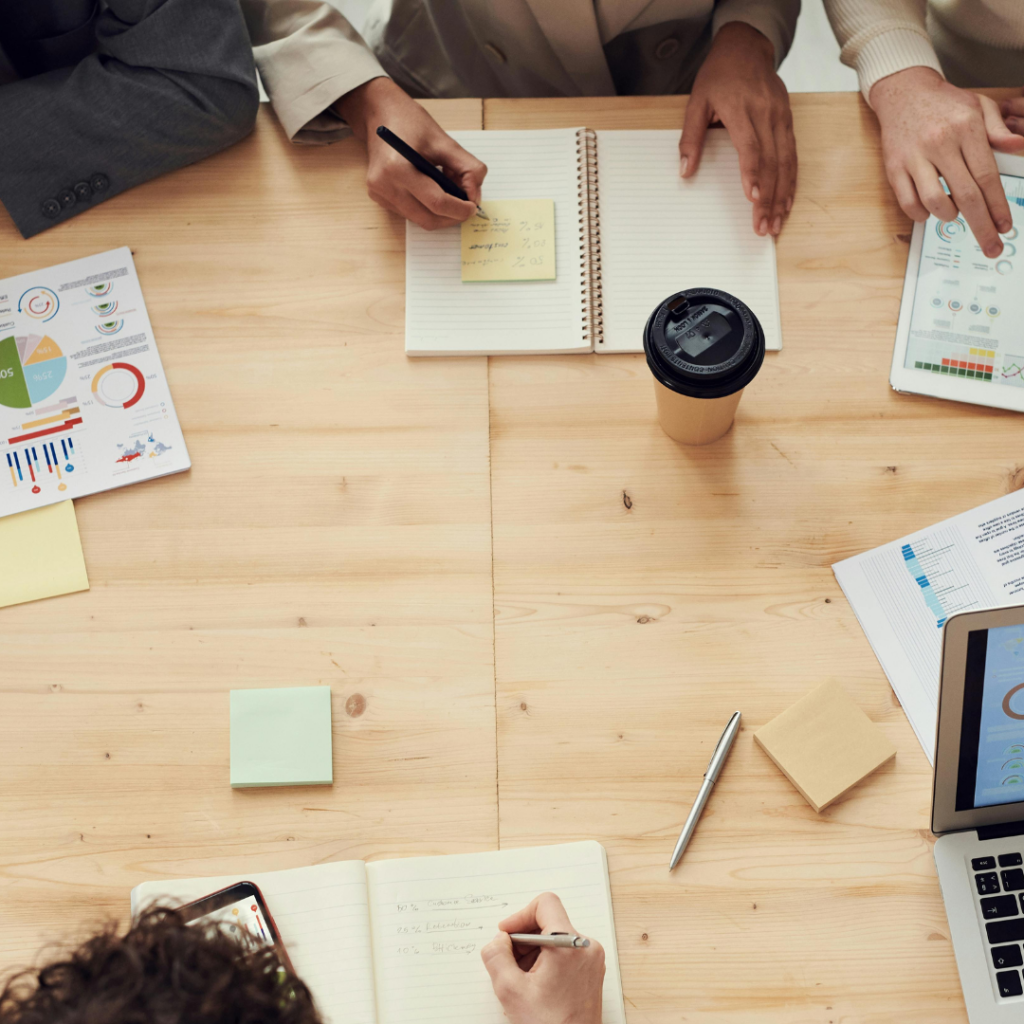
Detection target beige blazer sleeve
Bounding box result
[241,0,387,143]
[822,0,944,103]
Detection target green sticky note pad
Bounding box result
[230,686,333,788]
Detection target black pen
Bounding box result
[375,125,487,219]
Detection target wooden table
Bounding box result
[1,91,1021,1022]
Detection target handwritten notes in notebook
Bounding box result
[0,499,88,609]
[461,200,557,281]
[407,129,587,355]
[367,841,626,1024]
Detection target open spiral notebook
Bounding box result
[131,840,625,1024]
[406,128,782,356]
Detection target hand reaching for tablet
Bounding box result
[481,893,605,1024]
[679,22,796,238]
[336,77,487,230]
[870,69,1024,258]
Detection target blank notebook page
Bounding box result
[405,129,587,356]
[367,841,625,1024]
[597,129,782,352]
[131,861,377,1024]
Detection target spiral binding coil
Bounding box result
[576,128,603,347]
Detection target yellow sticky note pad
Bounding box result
[461,199,556,282]
[753,680,896,813]
[0,500,89,609]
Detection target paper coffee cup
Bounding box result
[642,288,765,445]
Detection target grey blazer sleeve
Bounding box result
[0,0,260,238]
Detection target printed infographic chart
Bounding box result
[905,174,1024,387]
[0,248,190,517]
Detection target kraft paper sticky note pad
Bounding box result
[0,500,89,609]
[754,680,896,813]
[461,199,556,281]
[230,686,333,788]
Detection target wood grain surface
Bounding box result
[485,92,1023,1024]
[0,99,500,966]
[1,88,1023,1023]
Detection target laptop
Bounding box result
[934,604,1024,1019]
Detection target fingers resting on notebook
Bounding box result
[870,69,1021,259]
[336,77,487,230]
[481,892,605,1024]
[1004,93,1024,138]
[679,21,796,238]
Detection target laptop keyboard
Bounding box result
[973,853,1024,997]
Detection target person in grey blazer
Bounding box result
[0,0,260,239]
[243,0,799,238]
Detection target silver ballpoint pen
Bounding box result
[508,932,590,948]
[669,711,742,871]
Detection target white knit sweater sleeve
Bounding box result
[822,0,944,103]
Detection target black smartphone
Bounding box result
[181,881,295,974]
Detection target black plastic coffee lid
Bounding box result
[643,288,765,399]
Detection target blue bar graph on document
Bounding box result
[902,543,951,627]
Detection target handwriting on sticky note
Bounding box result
[461,199,556,282]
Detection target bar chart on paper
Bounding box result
[899,533,986,629]
[835,523,999,758]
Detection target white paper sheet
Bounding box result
[834,489,1024,760]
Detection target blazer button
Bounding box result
[484,42,507,63]
[57,188,76,208]
[41,198,61,219]
[654,37,680,60]
[74,180,93,201]
[90,173,110,193]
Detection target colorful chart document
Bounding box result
[0,248,189,518]
[890,155,1024,411]
[834,488,1024,762]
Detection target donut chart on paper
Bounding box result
[0,333,68,409]
[92,362,145,409]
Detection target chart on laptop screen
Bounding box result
[974,623,1024,808]
[905,174,1024,387]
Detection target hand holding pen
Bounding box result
[333,78,487,230]
[481,893,606,1024]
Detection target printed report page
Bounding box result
[833,489,1024,761]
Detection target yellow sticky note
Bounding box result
[461,199,556,282]
[753,680,896,813]
[0,500,89,609]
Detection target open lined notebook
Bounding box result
[131,841,624,1024]
[406,128,782,356]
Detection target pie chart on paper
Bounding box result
[0,333,68,409]
[91,362,145,409]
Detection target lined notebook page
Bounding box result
[366,841,625,1024]
[131,861,377,1024]
[405,129,587,356]
[597,129,782,352]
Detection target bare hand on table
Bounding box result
[481,892,605,1024]
[1003,91,1024,140]
[870,68,1024,257]
[679,21,797,238]
[336,76,487,230]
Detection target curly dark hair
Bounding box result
[0,906,323,1024]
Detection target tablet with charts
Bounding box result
[890,152,1024,413]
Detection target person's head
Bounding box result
[0,906,321,1024]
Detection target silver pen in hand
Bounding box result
[669,711,742,871]
[508,932,590,948]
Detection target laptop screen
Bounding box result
[956,623,1024,811]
